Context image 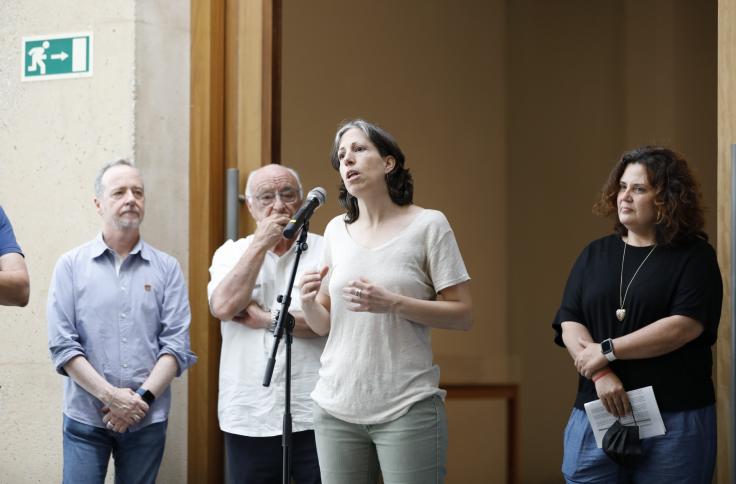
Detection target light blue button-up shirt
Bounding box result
[47,234,196,430]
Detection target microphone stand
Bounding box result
[263,222,310,484]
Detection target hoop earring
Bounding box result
[655,208,664,225]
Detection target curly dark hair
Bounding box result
[329,119,413,224]
[593,146,707,246]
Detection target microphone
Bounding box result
[282,187,326,239]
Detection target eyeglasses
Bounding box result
[251,188,299,208]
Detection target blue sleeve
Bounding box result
[157,258,197,376]
[0,207,23,257]
[47,254,85,375]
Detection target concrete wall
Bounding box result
[0,1,189,482]
[135,2,191,483]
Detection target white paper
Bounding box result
[583,386,666,448]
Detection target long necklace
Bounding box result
[617,241,657,322]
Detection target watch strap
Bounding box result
[136,387,156,405]
[601,338,617,362]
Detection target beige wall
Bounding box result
[282,0,508,481]
[282,1,508,480]
[135,1,191,483]
[507,2,623,480]
[623,0,717,231]
[0,1,190,482]
[283,0,716,482]
[510,1,716,482]
[283,0,509,383]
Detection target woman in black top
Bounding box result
[553,146,722,483]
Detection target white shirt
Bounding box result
[208,233,326,437]
[312,209,470,424]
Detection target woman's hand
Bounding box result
[594,370,631,418]
[340,279,472,330]
[575,338,608,378]
[299,266,329,307]
[343,277,398,313]
[297,267,331,336]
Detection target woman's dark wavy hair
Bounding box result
[329,119,413,223]
[593,146,707,246]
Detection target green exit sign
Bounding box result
[22,32,93,81]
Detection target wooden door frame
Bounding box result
[718,1,735,482]
[189,0,280,481]
[189,0,225,482]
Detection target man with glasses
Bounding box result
[208,164,325,483]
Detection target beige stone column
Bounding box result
[717,1,736,482]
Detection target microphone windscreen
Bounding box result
[308,187,327,205]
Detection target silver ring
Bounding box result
[356,289,362,298]
[106,421,113,429]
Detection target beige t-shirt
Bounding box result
[311,209,470,424]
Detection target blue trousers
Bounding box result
[562,405,716,484]
[62,415,167,484]
[224,430,321,484]
[312,395,448,484]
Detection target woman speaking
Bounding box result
[300,119,472,484]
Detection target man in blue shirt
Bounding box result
[47,159,196,484]
[0,206,29,306]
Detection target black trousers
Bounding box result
[224,430,321,484]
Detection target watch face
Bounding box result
[601,339,613,353]
[136,388,155,404]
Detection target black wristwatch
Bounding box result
[601,338,617,362]
[136,387,156,405]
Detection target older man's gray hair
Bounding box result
[94,159,140,198]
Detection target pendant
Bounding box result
[616,309,626,321]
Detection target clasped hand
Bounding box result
[576,340,631,417]
[101,387,150,433]
[575,338,607,379]
[232,303,271,330]
[342,277,397,313]
[594,371,631,418]
[298,270,398,314]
